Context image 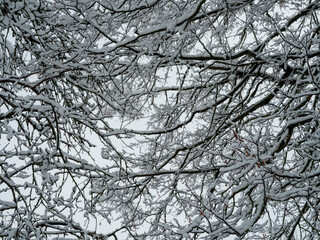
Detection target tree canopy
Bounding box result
[1,0,320,239]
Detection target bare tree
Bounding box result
[1,0,320,239]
